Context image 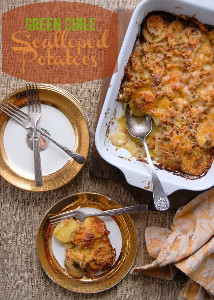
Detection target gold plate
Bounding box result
[0,85,89,192]
[37,193,137,293]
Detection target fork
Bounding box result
[26,84,42,186]
[0,100,85,164]
[49,203,148,226]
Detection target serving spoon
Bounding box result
[125,104,170,211]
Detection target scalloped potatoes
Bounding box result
[110,12,214,176]
[54,216,116,278]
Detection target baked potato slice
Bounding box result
[54,218,81,244]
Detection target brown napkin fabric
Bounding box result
[131,188,214,300]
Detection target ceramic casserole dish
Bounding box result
[95,0,214,195]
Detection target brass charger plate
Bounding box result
[37,193,137,293]
[0,85,89,191]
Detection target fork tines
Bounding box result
[49,210,79,227]
[26,83,41,113]
[0,100,28,124]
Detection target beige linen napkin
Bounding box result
[131,188,214,299]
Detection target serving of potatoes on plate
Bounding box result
[53,216,116,278]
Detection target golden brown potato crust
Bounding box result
[114,12,214,176]
[54,216,116,278]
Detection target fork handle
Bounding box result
[87,204,148,218]
[33,130,43,187]
[37,128,85,164]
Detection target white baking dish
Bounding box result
[95,0,214,195]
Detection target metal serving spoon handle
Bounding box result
[125,104,170,211]
[141,138,170,211]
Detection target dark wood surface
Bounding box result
[89,10,202,210]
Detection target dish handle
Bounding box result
[119,167,180,196]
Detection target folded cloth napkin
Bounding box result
[131,188,214,300]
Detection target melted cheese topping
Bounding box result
[111,13,214,176]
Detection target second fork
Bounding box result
[26,84,43,187]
